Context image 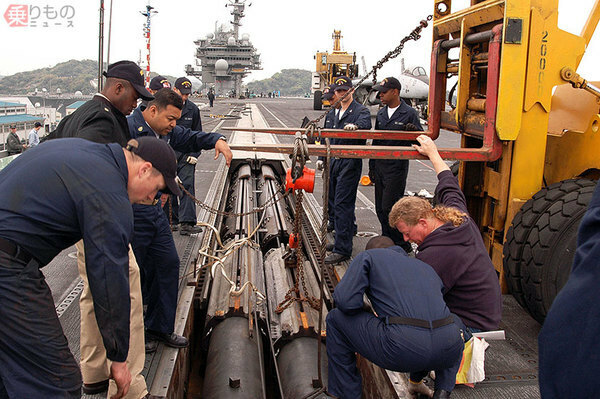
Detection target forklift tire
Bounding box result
[519,181,596,323]
[503,179,597,309]
[314,90,323,110]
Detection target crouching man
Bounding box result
[326,236,464,399]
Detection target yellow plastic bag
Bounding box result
[456,337,489,385]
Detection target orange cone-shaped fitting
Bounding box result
[285,167,315,193]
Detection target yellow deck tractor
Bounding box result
[311,30,359,110]
[428,0,600,323]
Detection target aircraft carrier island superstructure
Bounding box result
[185,0,261,98]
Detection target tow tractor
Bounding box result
[311,30,359,110]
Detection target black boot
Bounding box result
[433,389,451,399]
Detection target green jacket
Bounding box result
[6,132,23,154]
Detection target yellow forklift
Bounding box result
[428,0,600,323]
[311,30,359,110]
[232,0,600,324]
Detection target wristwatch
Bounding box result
[218,136,227,142]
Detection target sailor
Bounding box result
[0,137,179,399]
[207,89,215,107]
[51,60,154,398]
[171,77,203,236]
[538,181,600,399]
[326,236,464,399]
[127,88,232,350]
[322,76,372,264]
[389,135,502,337]
[149,75,172,93]
[370,77,423,252]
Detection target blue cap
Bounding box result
[103,60,154,101]
[149,75,171,91]
[333,76,352,91]
[323,84,335,101]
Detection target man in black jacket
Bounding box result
[170,77,203,235]
[370,77,423,251]
[52,60,154,398]
[322,76,372,264]
[52,61,152,146]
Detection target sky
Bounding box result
[0,0,598,87]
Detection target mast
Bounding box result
[228,0,246,40]
[141,2,157,86]
[98,0,104,91]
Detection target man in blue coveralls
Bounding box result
[326,236,464,399]
[0,137,180,399]
[171,77,204,235]
[538,181,600,398]
[370,77,423,252]
[127,88,232,350]
[322,76,372,264]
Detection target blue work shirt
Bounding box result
[539,182,600,398]
[176,99,203,160]
[28,128,40,147]
[333,246,452,322]
[127,106,223,211]
[177,100,202,132]
[127,107,221,155]
[0,138,133,362]
[373,99,423,147]
[323,99,372,146]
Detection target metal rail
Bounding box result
[226,25,504,162]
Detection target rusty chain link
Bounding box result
[275,190,321,314]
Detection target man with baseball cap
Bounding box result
[0,136,177,398]
[369,77,423,252]
[50,60,154,398]
[5,124,26,154]
[149,75,172,93]
[128,88,231,351]
[52,60,153,146]
[323,76,372,264]
[171,77,203,235]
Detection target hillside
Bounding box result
[0,60,100,94]
[0,60,179,95]
[246,69,311,97]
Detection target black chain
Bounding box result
[303,15,433,133]
[178,181,289,218]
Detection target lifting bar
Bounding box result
[228,25,504,162]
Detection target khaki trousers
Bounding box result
[76,241,148,399]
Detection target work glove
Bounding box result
[316,160,324,171]
[186,156,198,165]
[343,123,358,131]
[405,122,419,131]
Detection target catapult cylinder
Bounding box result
[202,317,265,398]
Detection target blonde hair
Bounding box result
[389,196,468,228]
